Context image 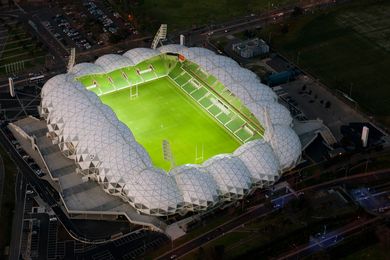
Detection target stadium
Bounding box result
[40,44,301,217]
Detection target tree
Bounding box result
[281,24,289,34]
[196,246,206,260]
[109,33,122,44]
[213,245,225,259]
[292,6,304,16]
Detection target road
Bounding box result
[159,204,279,260]
[157,169,390,259]
[0,127,113,244]
[8,170,26,260]
[28,213,50,260]
[0,0,340,90]
[278,215,383,259]
[176,0,338,47]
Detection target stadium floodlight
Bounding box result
[151,24,167,50]
[8,77,15,97]
[67,48,76,72]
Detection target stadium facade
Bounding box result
[40,44,301,217]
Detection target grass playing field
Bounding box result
[99,76,240,170]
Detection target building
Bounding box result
[232,38,270,58]
[8,45,302,234]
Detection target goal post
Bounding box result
[129,84,138,99]
[195,144,204,162]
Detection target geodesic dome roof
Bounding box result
[207,67,255,104]
[190,56,213,72]
[234,140,280,187]
[203,155,252,200]
[242,82,277,103]
[122,168,182,215]
[40,44,301,217]
[265,125,302,170]
[158,44,188,54]
[172,165,219,210]
[123,48,159,65]
[208,54,238,68]
[247,102,293,126]
[41,74,69,99]
[68,62,105,78]
[189,47,215,57]
[224,66,260,83]
[95,54,134,72]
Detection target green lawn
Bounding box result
[261,0,390,126]
[99,77,239,170]
[342,243,387,260]
[0,19,46,75]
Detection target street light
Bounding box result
[268,31,272,45]
[297,51,301,65]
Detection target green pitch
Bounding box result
[99,76,240,170]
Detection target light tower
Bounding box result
[361,126,369,148]
[67,48,76,72]
[180,34,185,46]
[151,24,167,50]
[8,77,15,97]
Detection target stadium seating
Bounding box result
[235,128,252,142]
[182,83,197,94]
[190,88,208,101]
[78,75,95,87]
[122,67,144,85]
[226,117,245,132]
[76,54,264,143]
[150,57,168,77]
[167,61,265,143]
[168,63,183,79]
[216,113,231,124]
[181,60,265,138]
[199,96,213,108]
[109,70,130,90]
[175,73,191,86]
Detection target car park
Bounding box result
[48,13,92,50]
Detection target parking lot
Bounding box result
[277,75,367,140]
[41,11,92,51]
[32,0,137,53]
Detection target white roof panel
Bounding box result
[40,45,301,217]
